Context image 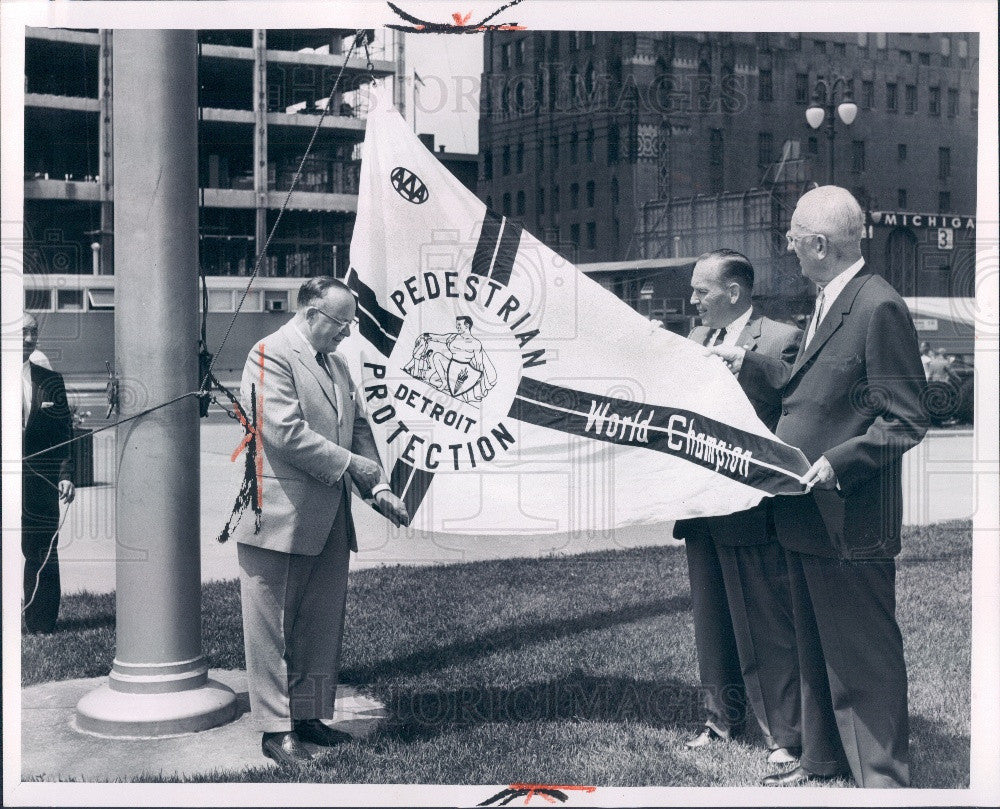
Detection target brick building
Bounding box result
[478,31,979,306]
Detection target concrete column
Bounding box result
[253,29,269,273]
[76,30,236,736]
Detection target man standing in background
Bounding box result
[22,313,75,633]
[675,249,803,765]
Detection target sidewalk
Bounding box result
[52,422,975,596]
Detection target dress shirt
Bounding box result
[23,360,33,426]
[810,257,865,337]
[719,307,752,347]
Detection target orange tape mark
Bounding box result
[509,785,596,805]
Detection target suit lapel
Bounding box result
[789,273,873,380]
[736,311,762,351]
[284,322,339,414]
[25,363,42,430]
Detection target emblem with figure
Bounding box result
[403,316,498,403]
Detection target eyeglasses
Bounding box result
[312,307,358,332]
[785,230,824,247]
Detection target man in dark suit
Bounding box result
[674,250,803,765]
[22,313,75,633]
[724,187,928,787]
[233,277,409,765]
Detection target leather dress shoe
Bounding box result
[761,765,841,786]
[767,746,801,765]
[294,718,353,747]
[684,726,725,749]
[261,731,313,765]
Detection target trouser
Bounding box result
[686,536,800,748]
[22,493,61,633]
[785,549,909,787]
[238,506,352,733]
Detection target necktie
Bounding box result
[315,351,330,376]
[704,328,727,347]
[805,288,826,347]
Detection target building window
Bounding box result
[516,190,525,216]
[857,32,869,48]
[569,131,578,164]
[608,123,620,164]
[886,82,898,111]
[795,73,809,104]
[897,143,907,160]
[486,195,493,210]
[570,222,581,247]
[957,37,968,66]
[551,134,560,168]
[500,44,510,70]
[515,142,524,173]
[483,149,493,180]
[900,50,911,63]
[552,184,560,213]
[586,222,597,250]
[971,91,978,117]
[947,88,958,117]
[25,288,52,311]
[757,132,773,167]
[938,147,950,179]
[862,80,875,109]
[851,140,865,173]
[929,86,940,116]
[813,40,826,54]
[904,84,917,114]
[56,289,83,311]
[876,33,887,50]
[583,180,594,208]
[570,182,579,209]
[502,192,511,215]
[919,52,930,66]
[834,42,846,57]
[514,39,524,67]
[501,145,511,175]
[537,187,545,215]
[758,69,773,102]
[610,176,619,207]
[709,129,724,194]
[807,135,818,155]
[536,141,544,172]
[586,128,595,161]
[897,188,907,208]
[938,191,951,213]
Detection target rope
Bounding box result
[21,505,70,616]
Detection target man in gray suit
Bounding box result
[674,250,802,764]
[233,276,408,765]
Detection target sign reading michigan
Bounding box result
[343,86,808,535]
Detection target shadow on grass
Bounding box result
[342,595,690,685]
[379,672,704,743]
[54,613,115,633]
[909,714,970,788]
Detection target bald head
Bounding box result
[787,186,865,283]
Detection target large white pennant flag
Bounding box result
[344,86,808,534]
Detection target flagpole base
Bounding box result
[75,678,237,738]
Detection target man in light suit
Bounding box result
[22,313,75,633]
[233,276,408,765]
[717,187,928,787]
[674,250,803,764]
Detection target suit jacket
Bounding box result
[23,362,75,522]
[741,270,928,559]
[232,320,386,556]
[674,312,802,546]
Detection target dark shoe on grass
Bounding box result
[262,731,313,765]
[294,718,353,747]
[684,725,725,749]
[761,765,842,786]
[767,746,801,765]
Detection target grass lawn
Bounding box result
[22,521,971,787]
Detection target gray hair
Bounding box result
[794,186,865,254]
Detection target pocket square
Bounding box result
[40,401,55,409]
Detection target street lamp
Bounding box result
[806,74,858,185]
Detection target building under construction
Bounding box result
[23,28,402,375]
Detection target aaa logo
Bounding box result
[390,166,429,204]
